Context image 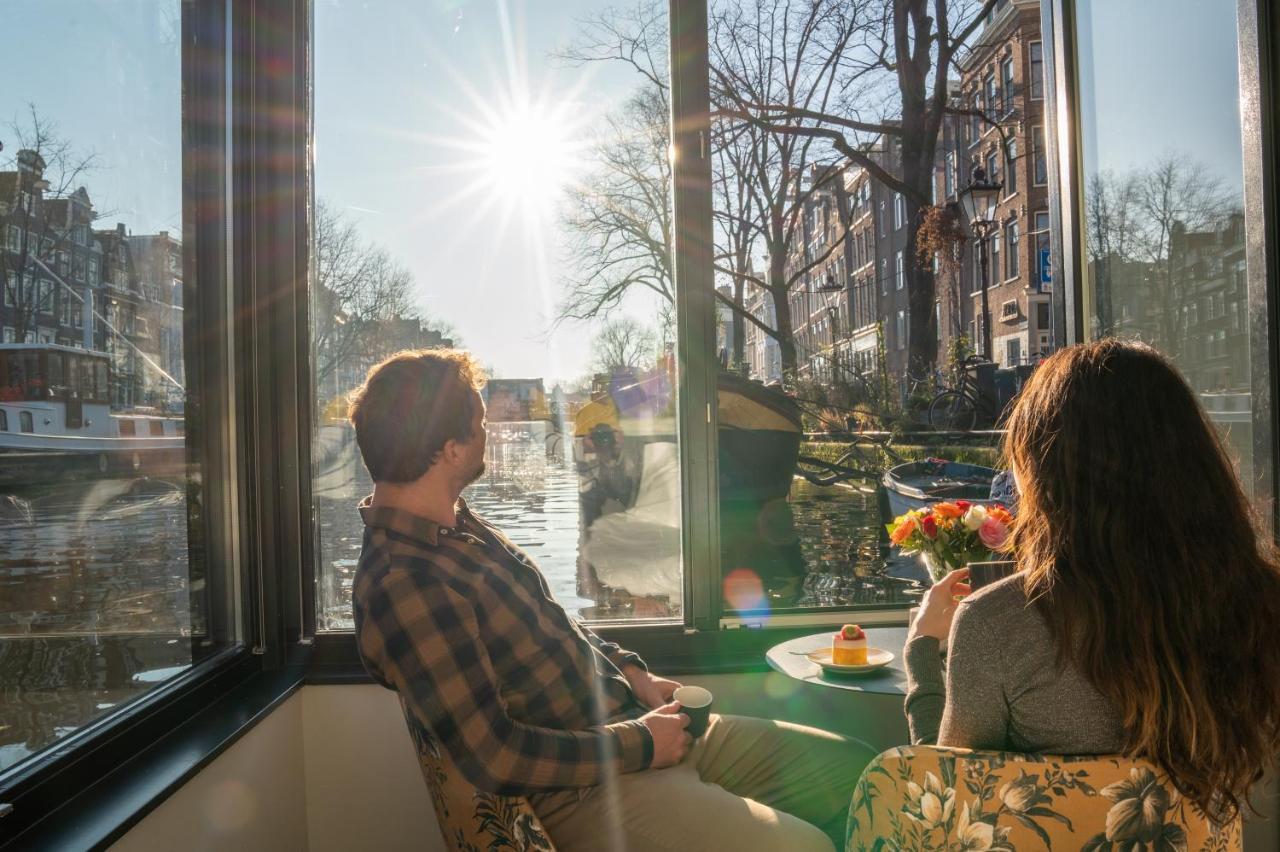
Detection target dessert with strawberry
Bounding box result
[832,624,868,665]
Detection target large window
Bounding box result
[0,1,235,780]
[1076,0,1268,494]
[312,1,682,627]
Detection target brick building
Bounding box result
[936,0,1052,369]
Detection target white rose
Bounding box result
[962,504,988,530]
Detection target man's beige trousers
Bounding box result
[533,714,876,852]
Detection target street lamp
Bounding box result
[958,164,1003,362]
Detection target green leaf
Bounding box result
[1013,812,1053,850]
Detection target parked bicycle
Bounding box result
[927,354,998,431]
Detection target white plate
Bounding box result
[805,646,894,674]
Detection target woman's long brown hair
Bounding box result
[1003,339,1280,822]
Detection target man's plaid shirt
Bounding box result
[353,496,655,797]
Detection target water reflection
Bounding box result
[0,477,196,772]
[316,423,926,627]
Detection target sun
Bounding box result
[476,98,579,213]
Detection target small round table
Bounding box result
[765,626,910,695]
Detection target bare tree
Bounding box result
[591,317,657,373]
[311,200,417,398]
[558,85,674,322]
[707,0,874,379]
[717,0,1003,379]
[1134,155,1231,357]
[0,104,102,343]
[1085,169,1141,336]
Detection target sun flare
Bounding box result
[476,100,579,211]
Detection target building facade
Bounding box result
[937,0,1052,369]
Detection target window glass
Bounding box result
[701,0,1050,615]
[0,1,226,775]
[1077,0,1266,494]
[1030,41,1044,100]
[313,0,681,627]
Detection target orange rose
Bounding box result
[932,502,964,520]
[988,506,1014,525]
[889,514,918,544]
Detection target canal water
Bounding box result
[0,424,926,772]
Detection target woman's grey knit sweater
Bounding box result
[903,573,1128,753]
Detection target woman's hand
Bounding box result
[908,568,972,644]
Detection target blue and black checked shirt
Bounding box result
[353,495,655,796]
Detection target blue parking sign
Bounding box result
[1039,248,1052,290]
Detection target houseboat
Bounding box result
[0,343,184,486]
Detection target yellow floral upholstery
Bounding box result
[399,697,557,852]
[846,746,1241,851]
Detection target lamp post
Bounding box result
[958,164,1003,362]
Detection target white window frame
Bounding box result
[895,251,904,290]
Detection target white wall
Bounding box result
[301,685,442,852]
[111,679,1280,851]
[110,691,310,852]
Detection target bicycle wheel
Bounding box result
[929,390,978,431]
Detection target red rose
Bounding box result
[956,500,971,511]
[921,515,939,539]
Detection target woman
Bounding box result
[904,339,1280,822]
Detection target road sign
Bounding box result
[1039,248,1052,290]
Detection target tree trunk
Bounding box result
[731,276,746,368]
[766,250,798,377]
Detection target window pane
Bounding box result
[0,1,228,775]
[313,1,681,627]
[1077,0,1266,493]
[709,1,1049,612]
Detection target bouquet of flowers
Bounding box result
[887,501,1014,584]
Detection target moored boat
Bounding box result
[572,367,802,606]
[881,458,999,519]
[0,344,185,486]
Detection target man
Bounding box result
[350,349,874,851]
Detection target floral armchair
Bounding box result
[846,746,1241,852]
[399,697,557,852]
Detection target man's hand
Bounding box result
[641,701,692,768]
[622,664,682,709]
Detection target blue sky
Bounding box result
[315,0,650,382]
[0,0,1250,383]
[1075,0,1243,194]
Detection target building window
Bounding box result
[894,193,905,229]
[2,327,13,343]
[1005,219,1020,280]
[985,150,999,187]
[1033,125,1048,185]
[0,409,6,431]
[20,411,33,433]
[1005,140,1018,195]
[983,72,996,120]
[1000,56,1014,114]
[881,258,889,295]
[1030,41,1044,100]
[879,200,887,236]
[1036,301,1051,331]
[896,309,907,349]
[990,231,1001,285]
[945,152,955,198]
[1006,336,1022,366]
[969,92,982,141]
[895,251,904,290]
